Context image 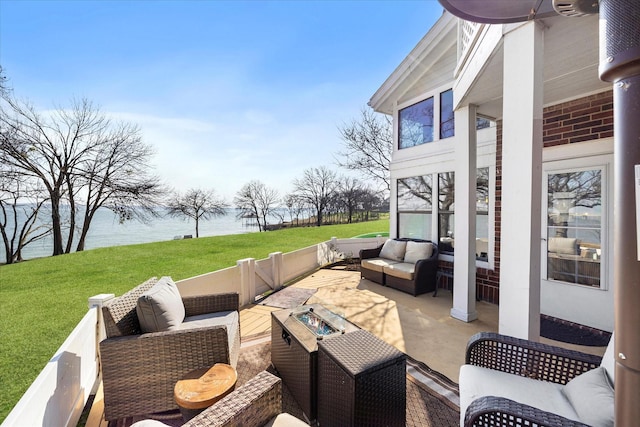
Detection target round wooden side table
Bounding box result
[174,363,238,421]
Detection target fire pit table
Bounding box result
[271,304,358,424]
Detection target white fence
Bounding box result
[1,236,386,427]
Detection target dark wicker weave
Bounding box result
[317,329,406,427]
[183,371,282,427]
[359,238,439,296]
[100,278,241,421]
[464,396,590,427]
[270,313,318,422]
[466,332,601,384]
[463,332,603,427]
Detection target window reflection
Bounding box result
[476,168,489,261]
[399,98,434,149]
[546,170,602,287]
[438,172,455,254]
[440,89,454,139]
[397,176,432,239]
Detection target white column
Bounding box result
[499,22,544,340]
[451,105,478,322]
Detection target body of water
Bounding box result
[2,207,271,263]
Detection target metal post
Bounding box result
[599,1,640,424]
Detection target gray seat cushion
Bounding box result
[459,365,580,426]
[180,310,239,357]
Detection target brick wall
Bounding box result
[477,90,613,304]
[543,91,613,146]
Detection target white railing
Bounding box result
[1,236,386,427]
[2,306,101,427]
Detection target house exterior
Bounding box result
[369,11,615,338]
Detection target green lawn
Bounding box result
[0,219,388,421]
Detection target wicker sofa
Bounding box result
[459,332,614,427]
[359,238,439,296]
[100,277,241,421]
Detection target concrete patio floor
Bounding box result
[240,265,606,382]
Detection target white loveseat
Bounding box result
[459,332,614,427]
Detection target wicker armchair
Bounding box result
[460,332,612,427]
[131,371,307,427]
[184,371,284,427]
[100,277,241,421]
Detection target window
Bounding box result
[440,89,454,139]
[399,98,434,149]
[546,169,602,287]
[397,169,491,261]
[476,168,490,261]
[438,172,455,254]
[397,176,432,239]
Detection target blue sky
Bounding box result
[0,0,443,200]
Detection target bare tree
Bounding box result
[284,193,307,226]
[338,176,365,224]
[0,171,51,264]
[293,166,338,227]
[0,96,165,256]
[234,180,280,232]
[336,108,393,191]
[166,188,228,238]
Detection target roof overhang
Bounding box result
[369,11,457,115]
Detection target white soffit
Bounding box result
[458,13,609,119]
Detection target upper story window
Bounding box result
[398,89,455,149]
[399,98,434,149]
[440,89,454,139]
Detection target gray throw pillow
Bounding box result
[379,239,407,261]
[136,276,185,333]
[562,367,614,427]
[404,241,433,264]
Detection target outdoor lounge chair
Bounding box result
[459,332,615,427]
[100,277,241,421]
[131,371,307,427]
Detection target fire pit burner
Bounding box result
[291,307,344,339]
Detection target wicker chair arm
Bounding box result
[182,292,239,317]
[359,244,383,260]
[100,327,232,420]
[184,371,282,427]
[466,332,602,384]
[464,396,590,427]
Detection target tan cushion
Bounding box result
[548,237,579,255]
[562,367,614,427]
[403,241,433,264]
[383,262,415,280]
[379,239,407,261]
[136,276,185,333]
[361,257,400,273]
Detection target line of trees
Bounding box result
[0,65,392,263]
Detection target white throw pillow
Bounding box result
[562,367,614,427]
[548,237,579,255]
[403,241,433,264]
[379,239,407,261]
[136,276,185,333]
